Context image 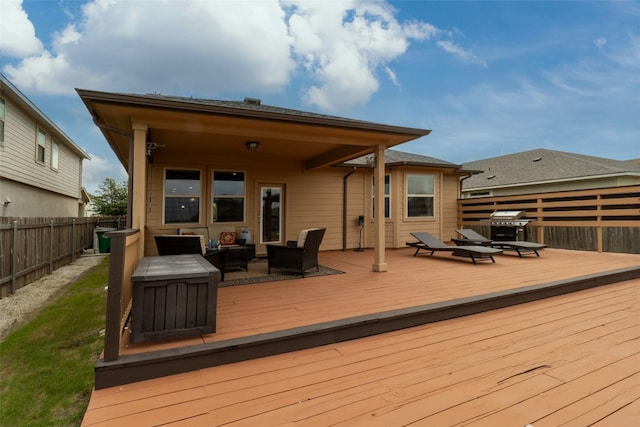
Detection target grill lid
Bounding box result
[490,210,526,220]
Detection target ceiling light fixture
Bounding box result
[245,141,260,151]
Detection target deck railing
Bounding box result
[458,185,640,253]
[103,229,140,362]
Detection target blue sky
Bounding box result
[2,0,639,194]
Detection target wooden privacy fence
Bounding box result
[0,216,125,298]
[458,185,640,254]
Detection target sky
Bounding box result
[1,0,639,194]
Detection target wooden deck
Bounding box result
[83,248,640,426]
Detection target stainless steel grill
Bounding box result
[490,211,530,241]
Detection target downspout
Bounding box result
[342,167,357,251]
[459,174,472,198]
[458,174,473,229]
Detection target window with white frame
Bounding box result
[406,174,435,217]
[36,128,46,163]
[372,174,391,219]
[164,169,201,224]
[212,171,245,222]
[51,139,59,170]
[0,98,5,145]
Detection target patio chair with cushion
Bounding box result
[406,231,502,264]
[154,235,229,281]
[267,228,326,277]
[454,229,546,257]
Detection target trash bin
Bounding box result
[94,227,116,253]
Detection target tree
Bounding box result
[91,178,128,216]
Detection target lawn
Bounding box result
[0,256,109,427]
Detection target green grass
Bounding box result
[1,257,110,427]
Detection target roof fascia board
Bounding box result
[464,172,640,192]
[75,89,431,138]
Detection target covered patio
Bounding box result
[83,247,640,425]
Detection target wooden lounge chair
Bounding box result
[406,231,502,264]
[267,228,326,277]
[454,229,546,257]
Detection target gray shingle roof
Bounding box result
[342,149,463,169]
[141,93,371,123]
[462,148,640,190]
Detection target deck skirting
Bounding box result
[94,265,640,389]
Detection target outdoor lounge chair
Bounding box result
[154,235,229,280]
[267,228,326,277]
[454,229,546,257]
[406,231,502,264]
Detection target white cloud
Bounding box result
[2,0,479,112]
[83,153,127,194]
[594,37,607,49]
[0,0,44,57]
[436,40,487,68]
[286,0,439,111]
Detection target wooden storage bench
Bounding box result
[130,254,220,343]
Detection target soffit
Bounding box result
[79,90,430,171]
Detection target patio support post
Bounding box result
[131,122,148,258]
[372,145,387,272]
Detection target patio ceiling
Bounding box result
[76,89,431,171]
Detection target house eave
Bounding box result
[1,74,90,160]
[75,89,431,139]
[463,172,640,192]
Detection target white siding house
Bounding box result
[0,74,90,217]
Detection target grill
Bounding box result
[490,211,530,241]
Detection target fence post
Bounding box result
[72,218,76,261]
[49,220,54,274]
[11,220,18,295]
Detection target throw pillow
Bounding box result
[219,232,237,245]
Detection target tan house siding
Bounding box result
[141,157,465,256]
[441,173,461,241]
[0,85,88,217]
[143,159,366,256]
[355,167,463,249]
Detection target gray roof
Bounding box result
[341,149,466,170]
[1,73,89,159]
[462,148,640,190]
[142,94,368,123]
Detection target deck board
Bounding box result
[83,248,640,426]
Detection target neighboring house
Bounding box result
[76,90,473,269]
[460,148,640,198]
[0,74,90,217]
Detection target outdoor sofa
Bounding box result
[154,235,229,281]
[406,231,502,264]
[454,229,546,257]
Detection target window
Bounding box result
[213,171,245,222]
[372,175,391,219]
[406,174,435,217]
[0,98,5,145]
[36,128,46,163]
[164,169,201,224]
[51,140,59,170]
